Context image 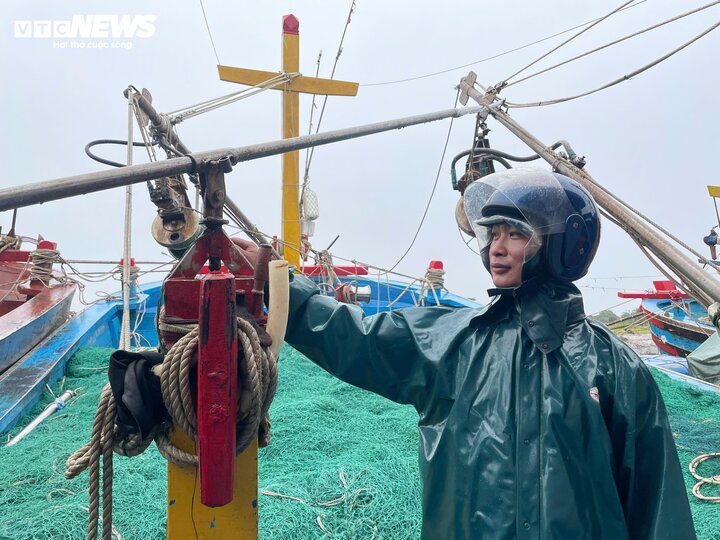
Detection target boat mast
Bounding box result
[217,14,359,268]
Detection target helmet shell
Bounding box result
[463,168,600,282]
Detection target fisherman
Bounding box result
[237,167,696,539]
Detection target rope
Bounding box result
[689,453,720,502]
[65,316,278,539]
[505,1,720,88]
[28,249,65,283]
[386,90,460,273]
[301,0,358,193]
[504,18,720,108]
[198,0,221,65]
[167,72,301,124]
[0,235,21,254]
[361,1,647,87]
[502,0,637,84]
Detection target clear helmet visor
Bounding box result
[463,168,577,249]
[462,168,578,284]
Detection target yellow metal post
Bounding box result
[167,429,258,539]
[282,16,301,268]
[217,14,358,268]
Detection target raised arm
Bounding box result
[284,274,434,408]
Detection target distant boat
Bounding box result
[619,280,714,357]
[0,238,76,375]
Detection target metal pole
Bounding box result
[458,75,720,306]
[6,390,76,447]
[0,105,485,212]
[120,88,134,351]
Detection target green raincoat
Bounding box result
[285,274,696,539]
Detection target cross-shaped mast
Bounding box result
[218,14,359,268]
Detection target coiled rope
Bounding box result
[689,453,720,502]
[0,235,21,254]
[66,316,278,540]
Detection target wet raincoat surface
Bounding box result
[284,274,696,539]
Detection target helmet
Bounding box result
[462,168,600,282]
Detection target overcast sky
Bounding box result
[2,1,719,315]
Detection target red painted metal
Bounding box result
[197,273,238,507]
[618,280,689,300]
[301,265,369,277]
[282,14,299,35]
[163,279,201,321]
[161,226,261,506]
[36,240,57,250]
[0,251,30,262]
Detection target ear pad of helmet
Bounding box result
[546,214,590,281]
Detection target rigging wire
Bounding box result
[386,91,460,273]
[167,73,299,123]
[503,18,720,108]
[300,51,324,211]
[301,0,358,195]
[361,1,647,88]
[501,0,638,84]
[505,0,720,88]
[199,0,221,65]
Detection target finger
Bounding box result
[231,237,258,252]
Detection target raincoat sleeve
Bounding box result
[283,275,433,408]
[611,355,697,539]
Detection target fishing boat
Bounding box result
[619,280,715,357]
[0,279,159,435]
[0,236,76,375]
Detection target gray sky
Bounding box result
[2,1,719,316]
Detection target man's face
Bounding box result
[488,223,539,288]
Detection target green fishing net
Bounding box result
[0,347,718,539]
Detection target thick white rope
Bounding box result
[0,235,21,254]
[689,453,720,502]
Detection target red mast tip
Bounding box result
[282,14,299,35]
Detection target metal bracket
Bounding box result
[199,157,234,226]
[457,71,505,123]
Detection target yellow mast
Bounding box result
[218,14,358,268]
[165,16,358,540]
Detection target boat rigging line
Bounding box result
[501,18,720,108]
[361,1,648,87]
[199,0,221,65]
[501,0,638,85]
[386,91,460,273]
[166,72,300,124]
[503,0,720,89]
[301,0,358,199]
[458,74,720,310]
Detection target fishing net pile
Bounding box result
[0,346,420,539]
[0,346,718,539]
